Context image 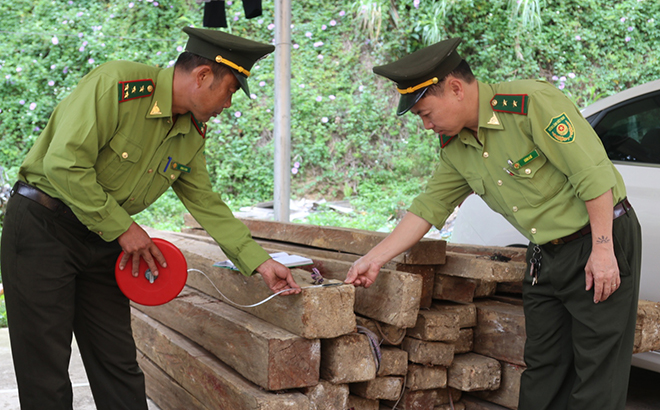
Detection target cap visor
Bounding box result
[396,88,428,116]
[233,72,250,96]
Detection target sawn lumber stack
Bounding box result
[130,217,660,410]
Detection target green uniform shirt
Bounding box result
[19,60,269,275]
[409,80,626,245]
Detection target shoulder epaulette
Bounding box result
[118,79,155,103]
[490,94,529,115]
[191,114,207,138]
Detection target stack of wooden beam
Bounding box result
[131,216,660,410]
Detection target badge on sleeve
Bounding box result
[544,112,575,143]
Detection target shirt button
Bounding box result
[483,152,489,158]
[98,231,103,236]
[170,174,175,180]
[531,228,537,234]
[513,206,519,212]
[129,198,135,201]
[525,168,531,175]
[497,180,503,186]
[147,169,153,174]
[121,152,129,159]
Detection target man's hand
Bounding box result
[585,245,620,303]
[117,222,167,278]
[344,257,381,288]
[256,258,301,296]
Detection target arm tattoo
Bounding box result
[596,235,611,244]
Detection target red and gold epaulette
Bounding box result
[118,79,155,103]
[490,94,529,115]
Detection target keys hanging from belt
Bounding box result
[529,245,542,286]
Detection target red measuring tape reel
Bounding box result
[115,238,187,306]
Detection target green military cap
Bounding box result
[373,38,463,115]
[183,26,275,96]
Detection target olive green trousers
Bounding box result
[1,193,147,410]
[519,208,641,410]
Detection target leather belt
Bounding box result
[549,198,632,245]
[11,181,78,219]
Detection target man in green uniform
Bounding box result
[345,38,641,410]
[1,27,300,410]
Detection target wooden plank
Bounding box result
[406,309,460,342]
[351,376,405,401]
[378,347,409,377]
[320,334,378,383]
[406,364,447,391]
[472,361,524,410]
[310,256,423,328]
[401,337,454,367]
[389,264,435,309]
[236,217,447,265]
[137,351,209,410]
[448,353,501,392]
[452,328,475,355]
[436,252,526,282]
[435,387,463,406]
[433,275,486,303]
[445,244,526,262]
[634,300,660,354]
[348,394,379,410]
[145,228,356,339]
[356,316,407,346]
[381,388,437,410]
[431,301,477,329]
[133,287,320,391]
[300,379,350,410]
[131,309,311,410]
[463,395,510,410]
[473,300,526,366]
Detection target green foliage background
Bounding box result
[0,0,659,233]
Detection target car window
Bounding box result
[589,92,660,165]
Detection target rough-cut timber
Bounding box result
[300,379,349,410]
[437,252,526,282]
[145,228,356,339]
[402,337,455,367]
[348,394,379,410]
[378,347,409,377]
[634,300,660,354]
[137,351,208,410]
[350,376,405,401]
[435,388,463,406]
[356,316,407,346]
[431,301,478,329]
[473,300,526,366]
[448,353,501,392]
[388,263,436,309]
[433,275,496,303]
[435,402,466,410]
[131,309,310,410]
[462,395,510,410]
[236,216,447,264]
[133,287,320,391]
[296,255,423,328]
[382,388,438,410]
[472,361,524,410]
[320,333,378,383]
[452,328,475,354]
[406,364,448,391]
[406,309,460,342]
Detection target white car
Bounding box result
[451,79,660,372]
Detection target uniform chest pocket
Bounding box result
[143,156,183,206]
[510,150,566,207]
[95,134,143,191]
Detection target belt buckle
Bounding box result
[550,238,563,245]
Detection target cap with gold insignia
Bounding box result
[183,26,275,96]
[373,38,463,116]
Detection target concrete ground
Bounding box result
[1,326,658,409]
